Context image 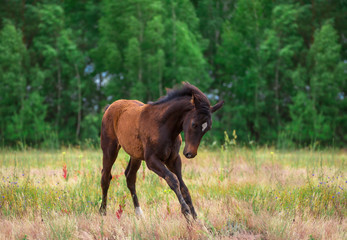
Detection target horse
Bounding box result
[99,82,224,220]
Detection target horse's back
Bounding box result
[102,99,145,159]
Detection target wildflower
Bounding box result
[312,174,314,176]
[332,196,334,199]
[61,209,69,214]
[271,152,274,155]
[63,165,68,180]
[338,192,340,194]
[62,152,66,155]
[112,173,123,180]
[232,130,237,141]
[116,204,123,219]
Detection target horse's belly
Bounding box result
[120,138,144,160]
[116,108,144,160]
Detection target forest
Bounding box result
[0,0,346,148]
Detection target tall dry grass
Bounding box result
[0,146,346,239]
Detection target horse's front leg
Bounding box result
[146,155,191,219]
[167,156,197,219]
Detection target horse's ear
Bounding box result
[192,94,203,108]
[211,100,224,113]
[165,87,172,93]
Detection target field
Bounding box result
[0,145,346,240]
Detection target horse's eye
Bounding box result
[192,123,197,129]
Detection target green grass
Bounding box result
[0,147,346,239]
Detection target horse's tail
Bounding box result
[103,104,110,113]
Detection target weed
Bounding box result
[0,147,345,239]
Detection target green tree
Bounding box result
[0,21,47,145]
[215,0,272,143]
[287,20,345,145]
[0,0,346,147]
[0,21,27,143]
[31,4,84,143]
[163,0,211,91]
[195,0,234,67]
[307,21,345,143]
[144,15,165,98]
[20,66,48,144]
[260,4,303,137]
[94,0,165,102]
[95,0,210,103]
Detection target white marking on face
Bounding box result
[202,122,208,132]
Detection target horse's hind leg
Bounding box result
[99,135,120,215]
[125,157,142,217]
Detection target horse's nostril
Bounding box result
[185,153,193,158]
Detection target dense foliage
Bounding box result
[0,0,346,148]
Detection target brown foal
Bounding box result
[99,83,223,220]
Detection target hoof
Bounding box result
[99,206,106,216]
[185,213,194,224]
[181,204,191,218]
[135,207,145,219]
[192,219,209,234]
[191,209,197,220]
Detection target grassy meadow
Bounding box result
[0,145,346,239]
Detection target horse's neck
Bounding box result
[160,98,193,138]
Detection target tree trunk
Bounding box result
[253,1,260,140]
[98,73,103,112]
[75,63,82,139]
[136,3,144,98]
[56,58,62,129]
[171,2,176,83]
[159,67,163,97]
[275,57,281,132]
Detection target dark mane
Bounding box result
[150,83,211,115]
[151,84,194,105]
[103,104,110,113]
